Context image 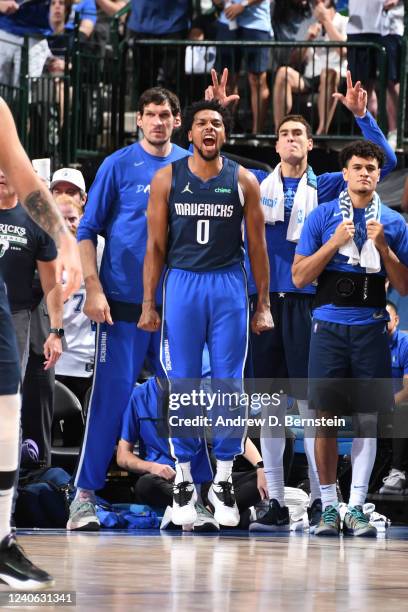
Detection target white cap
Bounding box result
[50,168,86,192]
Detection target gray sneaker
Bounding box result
[193,504,220,532]
[379,469,406,494]
[66,499,100,531]
[343,505,377,537]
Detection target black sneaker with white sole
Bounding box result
[0,533,54,590]
[249,499,290,532]
[172,481,197,525]
[307,498,322,533]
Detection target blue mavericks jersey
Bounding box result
[245,110,397,295]
[77,142,189,304]
[296,199,408,325]
[167,156,244,271]
[120,378,213,483]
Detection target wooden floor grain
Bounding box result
[3,529,408,611]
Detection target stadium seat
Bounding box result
[51,381,84,472]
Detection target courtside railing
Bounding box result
[0,1,407,164]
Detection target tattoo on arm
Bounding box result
[23,190,67,246]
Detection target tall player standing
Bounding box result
[138,100,272,527]
[0,98,81,588]
[70,88,190,530]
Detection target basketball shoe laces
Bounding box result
[173,482,194,507]
[215,481,235,507]
[321,505,339,526]
[346,506,369,528]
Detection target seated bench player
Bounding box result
[117,376,268,530]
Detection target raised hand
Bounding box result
[332,70,367,118]
[204,68,240,107]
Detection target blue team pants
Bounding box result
[75,321,163,490]
[162,265,249,463]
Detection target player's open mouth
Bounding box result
[203,135,216,146]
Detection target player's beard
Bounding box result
[196,146,220,162]
[145,135,170,148]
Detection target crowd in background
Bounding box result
[0,1,405,144]
[0,0,408,531]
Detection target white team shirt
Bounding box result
[56,237,104,378]
[347,0,384,35]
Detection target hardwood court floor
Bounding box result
[3,528,408,611]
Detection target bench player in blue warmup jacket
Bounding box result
[138,100,272,527]
[241,72,398,532]
[70,88,190,531]
[0,98,81,589]
[292,140,408,537]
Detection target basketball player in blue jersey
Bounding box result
[239,72,398,532]
[70,87,189,530]
[138,100,272,527]
[0,98,81,588]
[292,140,408,536]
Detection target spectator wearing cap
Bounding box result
[50,168,87,207]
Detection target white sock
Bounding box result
[74,488,96,503]
[349,437,377,508]
[214,460,233,484]
[195,484,202,504]
[0,488,13,542]
[175,462,192,485]
[320,484,338,510]
[260,395,286,505]
[265,465,285,506]
[0,393,20,542]
[297,400,320,504]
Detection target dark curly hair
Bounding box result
[138,87,181,117]
[339,140,385,169]
[183,100,232,136]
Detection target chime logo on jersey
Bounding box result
[214,186,231,194]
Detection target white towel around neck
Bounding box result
[337,189,381,274]
[260,163,318,243]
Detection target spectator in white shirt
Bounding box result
[273,0,347,134]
